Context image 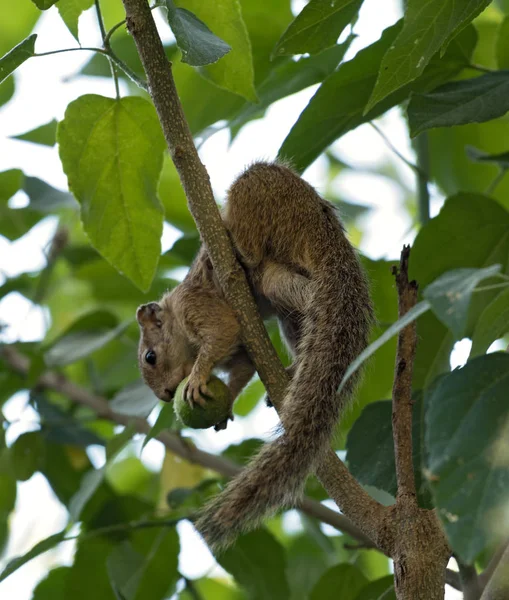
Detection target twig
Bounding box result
[391,245,418,504]
[0,345,372,546]
[414,133,430,225]
[480,542,509,600]
[120,0,386,545]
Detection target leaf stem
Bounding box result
[486,167,508,196]
[370,121,425,178]
[34,47,107,57]
[474,282,509,293]
[94,0,107,41]
[414,132,430,225]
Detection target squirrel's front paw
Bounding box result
[184,373,209,408]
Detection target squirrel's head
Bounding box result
[136,297,194,402]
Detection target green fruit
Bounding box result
[174,375,232,429]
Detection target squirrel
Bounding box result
[137,161,373,551]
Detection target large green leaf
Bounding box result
[219,529,290,600]
[278,23,476,172]
[346,399,432,508]
[164,0,231,66]
[496,16,509,68]
[0,34,36,84]
[425,353,509,563]
[310,564,367,600]
[365,0,490,111]
[273,0,361,56]
[58,95,166,292]
[174,0,256,101]
[57,0,94,41]
[408,72,509,137]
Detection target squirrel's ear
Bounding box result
[136,302,162,328]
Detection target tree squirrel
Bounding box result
[137,161,373,551]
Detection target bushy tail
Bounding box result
[195,248,372,552]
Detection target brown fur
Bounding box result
[137,162,373,550]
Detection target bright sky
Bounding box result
[0,0,463,598]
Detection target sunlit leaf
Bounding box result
[273,0,361,56]
[366,0,490,111]
[58,95,166,292]
[57,0,94,41]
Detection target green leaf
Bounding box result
[354,576,395,600]
[142,403,175,450]
[12,119,58,146]
[110,380,159,418]
[365,0,490,111]
[178,578,244,600]
[57,0,94,41]
[164,0,231,66]
[33,567,70,600]
[219,529,290,600]
[0,530,67,584]
[471,286,509,356]
[222,438,263,465]
[278,23,476,172]
[158,154,197,234]
[9,430,46,481]
[346,399,432,508]
[233,378,265,417]
[337,301,430,395]
[408,72,509,137]
[310,564,367,600]
[425,353,509,563]
[231,40,352,131]
[0,34,36,84]
[32,0,58,8]
[44,310,130,367]
[423,265,502,339]
[496,16,509,69]
[286,534,336,600]
[273,0,361,56]
[174,0,257,102]
[58,95,166,292]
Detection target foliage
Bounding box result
[1,0,509,598]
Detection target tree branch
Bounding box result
[392,245,418,504]
[120,0,386,546]
[0,345,372,546]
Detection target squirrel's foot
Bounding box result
[184,373,210,408]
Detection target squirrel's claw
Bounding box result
[184,374,209,408]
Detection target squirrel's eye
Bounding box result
[145,350,157,366]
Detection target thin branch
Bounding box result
[0,345,372,546]
[34,47,107,57]
[120,0,386,545]
[486,168,508,196]
[480,542,509,600]
[95,0,107,41]
[391,246,418,504]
